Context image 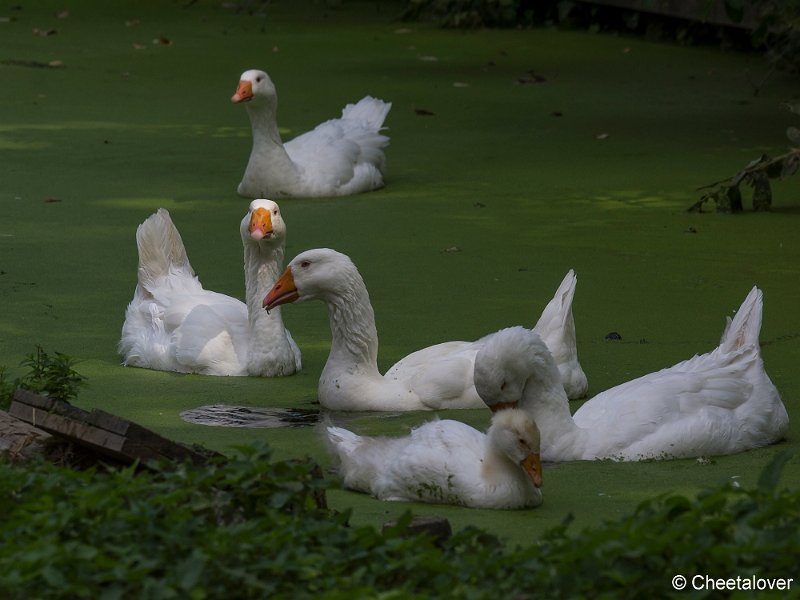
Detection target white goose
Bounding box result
[263,248,587,411]
[231,69,391,198]
[326,408,543,509]
[119,200,301,377]
[474,287,789,461]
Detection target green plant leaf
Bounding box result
[757,450,796,494]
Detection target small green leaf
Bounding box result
[757,450,796,494]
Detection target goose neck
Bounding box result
[325,280,379,370]
[521,369,586,459]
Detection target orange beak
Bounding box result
[521,453,543,488]
[263,267,299,311]
[231,80,253,103]
[488,401,519,413]
[248,207,273,241]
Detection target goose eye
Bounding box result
[256,76,263,82]
[273,208,279,215]
[300,260,311,268]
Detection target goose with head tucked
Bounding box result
[119,199,300,376]
[263,248,586,411]
[231,69,391,198]
[326,408,543,509]
[474,287,789,461]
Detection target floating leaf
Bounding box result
[55,9,69,19]
[452,81,469,88]
[0,59,60,69]
[517,69,546,84]
[595,133,609,140]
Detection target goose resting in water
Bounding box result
[232,69,391,198]
[263,248,587,411]
[119,199,300,376]
[326,408,543,509]
[473,287,789,461]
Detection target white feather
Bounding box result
[474,287,789,461]
[264,248,586,411]
[119,200,300,376]
[233,69,391,198]
[326,409,543,509]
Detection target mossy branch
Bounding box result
[689,147,800,213]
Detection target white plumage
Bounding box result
[119,200,300,376]
[232,69,391,198]
[474,287,789,461]
[326,408,543,509]
[263,248,587,411]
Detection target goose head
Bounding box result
[263,248,358,310]
[488,408,543,488]
[474,326,556,412]
[240,199,286,246]
[231,69,277,107]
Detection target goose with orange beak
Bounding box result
[326,407,543,509]
[263,248,587,411]
[232,68,392,199]
[120,199,301,377]
[473,302,789,462]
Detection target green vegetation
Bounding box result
[1,444,796,598]
[691,102,800,212]
[0,346,86,410]
[403,0,800,73]
[0,0,798,551]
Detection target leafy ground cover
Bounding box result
[1,0,799,550]
[1,446,797,598]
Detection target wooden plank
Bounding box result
[0,410,51,462]
[10,389,216,466]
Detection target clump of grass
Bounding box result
[0,346,86,410]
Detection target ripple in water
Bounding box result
[180,405,320,428]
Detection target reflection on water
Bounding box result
[180,405,404,429]
[180,405,320,428]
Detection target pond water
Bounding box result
[180,405,405,429]
[180,405,321,428]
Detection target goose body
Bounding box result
[474,287,789,461]
[263,248,586,411]
[232,69,391,198]
[326,408,543,509]
[119,200,300,377]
